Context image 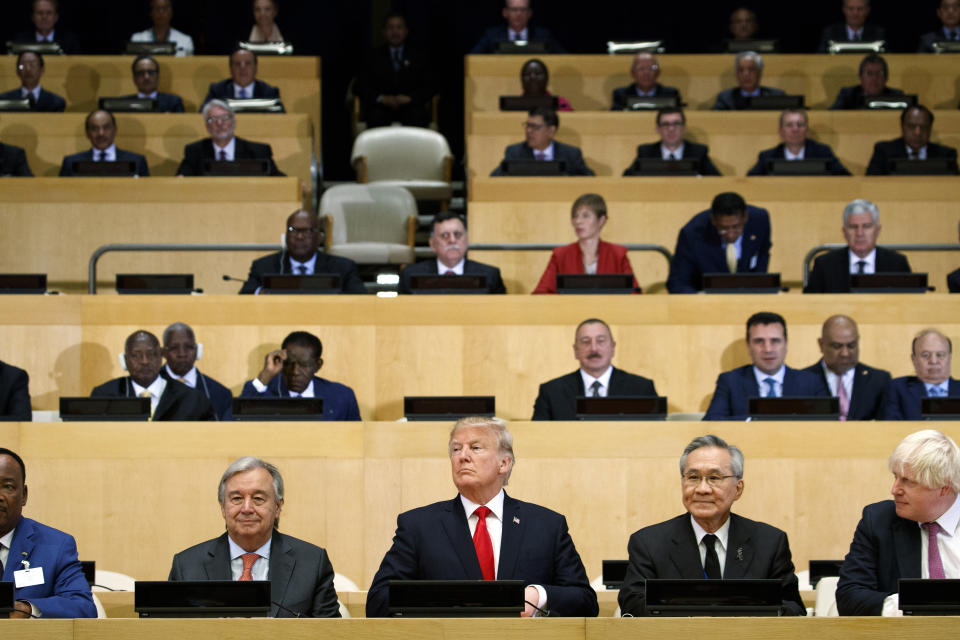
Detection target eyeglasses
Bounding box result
[287,226,319,236]
[206,115,233,124]
[436,230,464,241]
[657,120,684,128]
[682,473,737,487]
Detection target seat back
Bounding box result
[351,127,451,182]
[94,570,136,592]
[320,184,416,247]
[814,576,840,617]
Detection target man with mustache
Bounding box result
[532,318,657,420]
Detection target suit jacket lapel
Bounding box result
[440,496,484,579]
[202,533,233,580]
[268,532,295,613]
[723,515,754,578]
[5,517,37,580]
[154,380,180,420]
[849,363,867,417]
[498,494,522,579]
[667,517,707,577]
[741,367,759,407]
[892,517,921,578]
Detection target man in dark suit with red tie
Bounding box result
[803,315,891,420]
[805,199,911,293]
[366,416,598,617]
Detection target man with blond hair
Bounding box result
[837,430,960,615]
[883,329,958,419]
[366,416,597,617]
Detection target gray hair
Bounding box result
[679,434,744,478]
[734,50,763,73]
[162,321,195,345]
[449,416,515,485]
[842,198,879,225]
[889,430,960,492]
[217,456,284,503]
[202,98,235,121]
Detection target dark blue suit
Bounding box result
[948,267,960,293]
[802,361,890,421]
[490,141,594,176]
[0,87,65,112]
[240,375,361,421]
[469,26,567,54]
[829,85,904,110]
[398,258,506,294]
[703,365,829,420]
[3,517,97,618]
[609,83,681,110]
[882,376,960,420]
[164,367,233,421]
[666,205,771,294]
[836,500,920,615]
[201,79,285,112]
[711,86,785,110]
[0,142,32,176]
[119,92,185,113]
[747,140,851,176]
[0,359,31,420]
[366,493,598,617]
[59,149,149,177]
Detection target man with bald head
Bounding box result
[803,315,891,420]
[610,53,681,111]
[884,329,959,420]
[90,330,214,421]
[59,110,149,177]
[162,322,233,421]
[239,209,365,294]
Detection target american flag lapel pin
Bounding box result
[513,516,520,524]
[737,547,743,561]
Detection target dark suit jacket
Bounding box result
[830,85,904,110]
[623,140,721,176]
[532,241,638,294]
[666,206,771,294]
[12,29,81,54]
[239,250,366,294]
[90,376,215,421]
[491,140,594,176]
[704,364,829,420]
[866,137,959,175]
[356,45,435,114]
[202,78,285,112]
[882,376,960,420]
[0,360,31,421]
[119,92,185,113]
[817,23,887,52]
[618,513,805,617]
[164,367,234,422]
[366,493,598,617]
[169,531,340,618]
[398,258,506,294]
[747,140,851,176]
[836,500,920,615]
[0,87,65,112]
[469,25,567,54]
[240,374,361,421]
[176,137,284,176]
[802,360,891,420]
[532,367,657,420]
[610,83,681,110]
[3,517,97,618]
[0,142,32,176]
[948,267,960,293]
[58,148,150,177]
[711,86,785,110]
[918,29,960,52]
[804,246,911,293]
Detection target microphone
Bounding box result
[271,600,303,618]
[222,275,245,282]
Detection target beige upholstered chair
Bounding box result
[319,184,417,265]
[350,127,453,206]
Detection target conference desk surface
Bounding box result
[465,53,960,115]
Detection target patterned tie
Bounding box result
[239,552,259,581]
[764,377,777,398]
[473,506,495,580]
[725,243,738,273]
[929,386,945,397]
[138,390,154,420]
[590,380,602,397]
[837,378,850,421]
[925,522,946,579]
[702,534,722,579]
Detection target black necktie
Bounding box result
[702,533,722,579]
[590,380,602,397]
[27,92,37,109]
[392,49,402,71]
[296,265,307,274]
[856,260,867,274]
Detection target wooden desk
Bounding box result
[467,111,960,178]
[467,177,960,293]
[0,178,301,295]
[0,55,322,156]
[465,54,960,116]
[0,112,312,181]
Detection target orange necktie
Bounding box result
[239,552,259,581]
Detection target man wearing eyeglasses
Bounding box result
[618,434,805,617]
[239,209,365,294]
[119,54,185,112]
[0,51,65,112]
[883,329,958,420]
[490,107,594,176]
[176,99,284,176]
[398,212,506,294]
[622,107,721,176]
[610,53,681,111]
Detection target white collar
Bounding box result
[227,534,272,560]
[165,364,197,387]
[690,513,732,549]
[131,375,167,399]
[580,365,614,394]
[660,142,685,160]
[753,365,785,387]
[90,144,117,161]
[0,526,15,552]
[290,252,318,274]
[920,493,960,535]
[460,488,505,522]
[137,90,159,99]
[436,258,465,275]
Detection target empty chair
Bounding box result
[350,127,453,205]
[814,576,840,617]
[93,570,136,592]
[319,184,417,265]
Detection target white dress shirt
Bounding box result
[213,137,236,161]
[784,146,805,160]
[290,252,318,275]
[0,527,14,571]
[690,515,732,578]
[509,28,529,41]
[90,144,117,162]
[165,364,197,387]
[848,248,876,274]
[21,86,42,102]
[661,143,685,160]
[905,144,928,160]
[227,536,272,581]
[250,376,315,397]
[820,361,854,399]
[722,234,744,261]
[233,82,255,99]
[532,142,554,161]
[753,365,785,397]
[436,258,465,275]
[131,376,167,414]
[580,365,613,398]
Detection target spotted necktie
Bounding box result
[590,380,602,397]
[239,553,259,581]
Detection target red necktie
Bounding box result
[473,506,495,580]
[239,552,259,581]
[926,522,946,579]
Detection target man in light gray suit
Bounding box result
[168,457,340,617]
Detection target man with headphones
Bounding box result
[162,322,234,421]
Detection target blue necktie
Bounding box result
[764,377,777,398]
[929,386,945,397]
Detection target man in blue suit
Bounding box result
[366,416,597,617]
[119,55,185,113]
[240,330,361,421]
[667,192,771,294]
[201,48,284,112]
[0,447,96,618]
[837,429,960,615]
[490,107,593,176]
[704,312,829,420]
[748,109,850,175]
[59,110,149,177]
[162,322,233,421]
[469,0,566,54]
[884,329,958,420]
[0,51,65,112]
